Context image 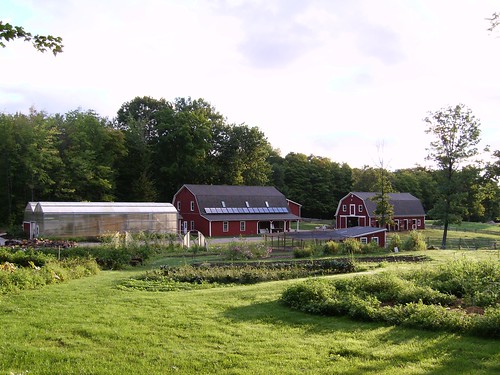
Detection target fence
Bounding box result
[426,237,498,250]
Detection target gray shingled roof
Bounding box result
[351,192,425,217]
[272,226,386,240]
[184,184,289,210]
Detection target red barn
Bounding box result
[335,192,425,231]
[172,184,302,237]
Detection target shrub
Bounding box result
[388,233,402,252]
[361,241,382,254]
[341,238,362,254]
[323,241,341,255]
[221,240,272,260]
[293,247,314,258]
[0,257,99,294]
[281,260,499,338]
[402,230,427,251]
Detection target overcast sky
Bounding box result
[1,0,499,170]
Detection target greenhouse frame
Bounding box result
[23,202,179,239]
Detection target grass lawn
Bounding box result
[1,250,499,374]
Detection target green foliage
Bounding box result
[323,241,341,255]
[220,240,272,260]
[293,247,314,258]
[388,233,402,251]
[123,259,357,290]
[341,238,362,254]
[0,257,99,293]
[282,258,500,337]
[402,230,427,251]
[0,21,63,55]
[404,258,499,307]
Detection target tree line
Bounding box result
[0,96,499,229]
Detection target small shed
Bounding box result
[24,202,179,239]
[270,226,387,248]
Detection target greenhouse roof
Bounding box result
[32,202,178,215]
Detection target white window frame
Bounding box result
[358,205,363,212]
[240,221,246,232]
[371,237,379,245]
[360,237,368,244]
[190,221,195,230]
[342,204,346,212]
[223,221,229,232]
[417,219,421,226]
[190,201,195,211]
[177,201,181,211]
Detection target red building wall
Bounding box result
[336,194,369,229]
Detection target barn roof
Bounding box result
[271,226,386,241]
[33,202,178,215]
[349,192,425,217]
[179,184,301,221]
[182,184,290,210]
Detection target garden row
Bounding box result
[281,258,499,338]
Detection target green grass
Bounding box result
[426,220,500,233]
[1,251,499,374]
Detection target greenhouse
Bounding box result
[23,202,179,239]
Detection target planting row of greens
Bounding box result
[281,258,499,338]
[0,252,99,294]
[119,259,358,291]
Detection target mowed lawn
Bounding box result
[1,251,499,374]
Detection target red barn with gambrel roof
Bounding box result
[335,192,425,231]
[173,184,302,237]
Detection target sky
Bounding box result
[1,0,499,170]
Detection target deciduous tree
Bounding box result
[424,104,481,248]
[0,21,63,55]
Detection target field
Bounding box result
[1,248,499,374]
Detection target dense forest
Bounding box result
[1,96,499,228]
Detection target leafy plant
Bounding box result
[402,230,427,251]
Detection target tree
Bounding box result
[424,104,481,248]
[0,21,63,55]
[371,143,394,228]
[486,12,499,33]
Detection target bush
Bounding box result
[388,233,402,252]
[0,257,99,294]
[281,260,499,338]
[293,247,314,258]
[402,230,427,251]
[323,241,341,255]
[221,240,272,260]
[361,241,382,254]
[341,238,362,254]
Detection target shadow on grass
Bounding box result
[223,300,500,374]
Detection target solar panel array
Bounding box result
[205,207,288,214]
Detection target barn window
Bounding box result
[342,204,346,212]
[223,221,229,232]
[177,201,181,211]
[371,237,379,245]
[360,237,368,244]
[417,219,421,226]
[190,201,195,211]
[190,221,195,230]
[358,205,363,212]
[240,221,246,231]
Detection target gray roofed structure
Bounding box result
[350,192,425,217]
[183,184,292,212]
